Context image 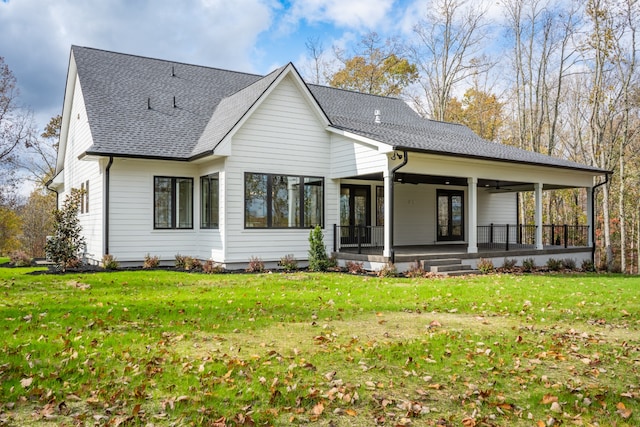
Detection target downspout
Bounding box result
[105,156,114,256]
[591,174,609,266]
[389,150,408,263]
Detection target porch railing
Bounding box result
[478,224,590,250]
[333,225,384,254]
[477,224,537,250]
[333,224,590,253]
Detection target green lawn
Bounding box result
[0,263,638,426]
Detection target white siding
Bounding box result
[223,75,335,263]
[59,77,104,262]
[394,184,437,245]
[331,134,387,178]
[477,191,518,226]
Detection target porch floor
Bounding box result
[335,244,592,263]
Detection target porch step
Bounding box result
[421,258,479,276]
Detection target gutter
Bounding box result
[591,173,610,266]
[389,150,409,263]
[105,156,114,255]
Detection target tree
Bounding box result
[410,0,493,120]
[19,189,55,258]
[45,189,85,271]
[303,36,332,86]
[445,87,503,140]
[0,57,34,164]
[0,206,21,255]
[18,115,60,188]
[330,32,418,97]
[308,225,330,271]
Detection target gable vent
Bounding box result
[374,109,381,124]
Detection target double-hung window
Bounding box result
[244,172,323,228]
[200,173,219,229]
[154,176,193,229]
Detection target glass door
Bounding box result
[340,185,371,244]
[437,190,464,241]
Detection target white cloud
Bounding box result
[0,0,275,130]
[284,0,395,30]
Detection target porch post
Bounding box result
[587,186,594,247]
[535,182,544,250]
[467,177,478,253]
[383,171,393,258]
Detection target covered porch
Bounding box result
[331,149,599,271]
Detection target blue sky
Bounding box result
[0,0,430,133]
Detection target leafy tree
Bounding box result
[45,189,85,271]
[445,87,503,140]
[308,225,330,271]
[330,32,418,97]
[19,189,55,258]
[0,206,22,255]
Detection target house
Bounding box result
[48,46,609,272]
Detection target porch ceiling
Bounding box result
[343,172,572,192]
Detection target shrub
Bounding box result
[502,258,517,270]
[9,250,32,267]
[45,188,86,272]
[102,254,119,270]
[522,257,536,272]
[345,260,365,274]
[143,254,160,269]
[376,262,397,277]
[247,256,265,273]
[562,258,576,271]
[308,225,330,272]
[477,258,494,274]
[546,258,563,271]
[278,254,298,272]
[405,260,426,278]
[581,259,596,272]
[185,257,202,271]
[175,254,189,270]
[203,260,225,274]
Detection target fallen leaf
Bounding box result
[312,402,324,416]
[20,377,33,388]
[616,402,632,419]
[550,402,562,413]
[542,394,558,404]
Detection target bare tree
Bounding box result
[410,0,493,120]
[0,57,34,164]
[304,36,329,85]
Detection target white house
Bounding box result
[48,46,609,272]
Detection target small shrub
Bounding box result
[175,254,187,269]
[562,258,576,271]
[45,188,86,271]
[522,258,536,272]
[143,254,160,269]
[581,259,596,272]
[247,256,265,273]
[9,250,32,267]
[501,258,517,270]
[405,260,426,278]
[102,254,119,270]
[308,225,330,272]
[66,257,82,269]
[278,254,298,272]
[345,260,365,274]
[477,258,494,274]
[203,260,225,274]
[185,257,202,271]
[546,258,563,271]
[376,262,397,277]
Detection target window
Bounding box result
[245,172,323,228]
[200,174,219,229]
[154,176,193,229]
[376,186,384,226]
[79,180,89,214]
[80,182,85,214]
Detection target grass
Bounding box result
[0,261,638,426]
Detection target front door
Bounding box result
[437,190,464,241]
[340,185,371,244]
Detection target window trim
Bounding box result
[200,173,219,229]
[153,176,194,230]
[244,172,324,229]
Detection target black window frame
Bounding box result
[153,176,194,230]
[200,173,219,229]
[244,172,324,229]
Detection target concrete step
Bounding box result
[441,269,480,277]
[433,264,473,273]
[421,258,462,269]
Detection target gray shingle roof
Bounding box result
[73,46,606,174]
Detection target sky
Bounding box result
[0,0,437,134]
